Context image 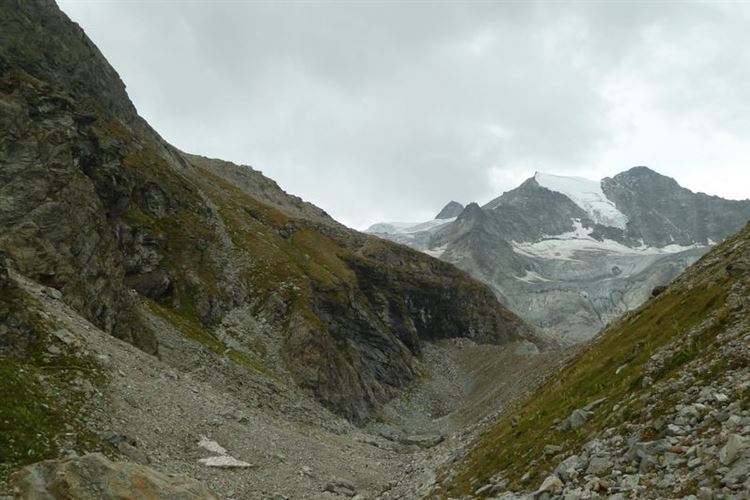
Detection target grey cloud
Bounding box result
[58,0,750,228]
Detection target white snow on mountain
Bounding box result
[514,270,552,283]
[366,217,456,235]
[534,172,629,229]
[513,219,704,261]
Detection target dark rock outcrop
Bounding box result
[483,177,592,241]
[602,166,750,247]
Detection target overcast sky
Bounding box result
[58,1,750,229]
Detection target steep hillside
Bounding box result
[368,170,750,341]
[0,0,532,427]
[436,219,750,498]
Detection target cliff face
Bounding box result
[0,0,533,423]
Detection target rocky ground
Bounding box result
[1,270,566,499]
[485,329,750,499]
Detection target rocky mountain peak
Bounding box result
[455,202,486,224]
[368,166,750,341]
[1,0,139,125]
[435,200,464,219]
[604,166,681,193]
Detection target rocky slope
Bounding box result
[0,0,532,442]
[368,170,750,341]
[433,219,750,498]
[0,262,558,499]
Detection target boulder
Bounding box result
[399,434,445,449]
[564,409,592,430]
[586,455,613,475]
[534,474,563,496]
[719,434,747,466]
[722,458,750,486]
[554,455,581,483]
[10,453,218,499]
[725,262,749,276]
[514,340,540,356]
[323,477,356,497]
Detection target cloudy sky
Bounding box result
[58,1,750,229]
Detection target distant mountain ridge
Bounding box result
[367,168,750,340]
[435,201,464,219]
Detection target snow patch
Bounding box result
[513,219,705,261]
[198,436,253,468]
[535,172,628,229]
[515,270,552,283]
[198,455,254,468]
[198,436,227,455]
[424,244,448,258]
[366,217,455,235]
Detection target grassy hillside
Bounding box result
[0,277,109,483]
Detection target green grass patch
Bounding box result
[439,274,732,497]
[226,349,279,381]
[146,301,281,381]
[0,288,107,484]
[145,300,224,354]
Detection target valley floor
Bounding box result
[1,272,569,499]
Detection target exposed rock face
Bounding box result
[435,201,464,219]
[10,453,218,499]
[368,170,750,341]
[0,0,161,354]
[602,166,750,247]
[0,0,533,423]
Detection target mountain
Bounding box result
[435,201,464,219]
[368,170,750,341]
[0,0,532,438]
[436,214,750,499]
[3,2,748,499]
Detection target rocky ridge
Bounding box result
[368,170,750,341]
[436,201,465,220]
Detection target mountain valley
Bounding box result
[1,2,750,500]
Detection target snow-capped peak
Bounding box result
[534,172,628,230]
